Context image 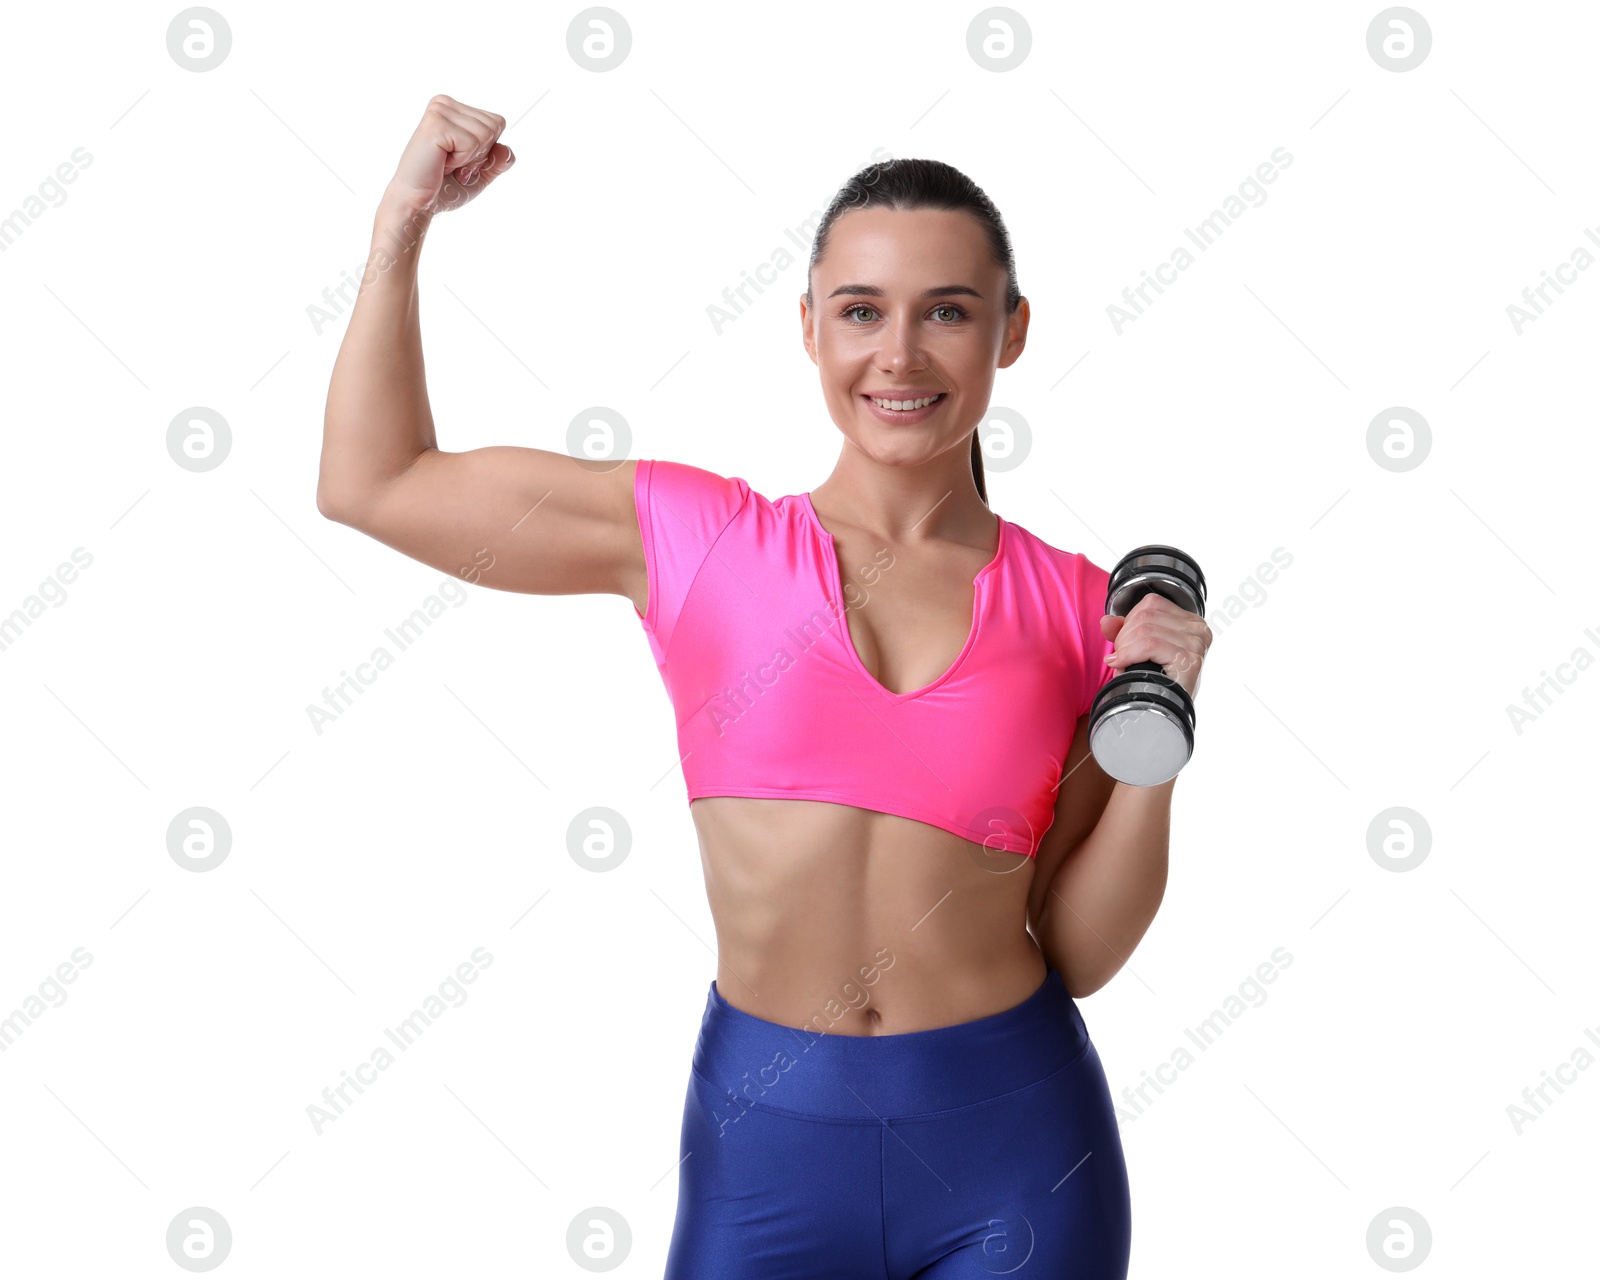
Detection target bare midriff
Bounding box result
[688,794,1049,1036]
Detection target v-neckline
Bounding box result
[801,491,1006,703]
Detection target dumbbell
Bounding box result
[1087,545,1207,786]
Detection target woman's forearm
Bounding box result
[1035,777,1174,997]
[317,192,438,513]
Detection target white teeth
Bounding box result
[871,394,941,411]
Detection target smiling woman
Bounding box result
[798,166,1026,512]
[640,158,1172,1280]
[317,98,1202,1279]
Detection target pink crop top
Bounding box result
[631,458,1117,857]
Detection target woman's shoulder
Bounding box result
[1000,511,1109,580]
[639,457,817,523]
[635,457,754,516]
[999,515,1115,634]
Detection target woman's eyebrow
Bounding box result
[826,284,984,300]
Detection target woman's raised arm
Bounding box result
[317,95,645,609]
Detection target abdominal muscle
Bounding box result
[688,795,1050,1036]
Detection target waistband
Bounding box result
[689,967,1091,1122]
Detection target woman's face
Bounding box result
[801,205,1029,473]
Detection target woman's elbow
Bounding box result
[1063,967,1115,1000]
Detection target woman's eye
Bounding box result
[842,304,967,323]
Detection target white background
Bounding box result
[1,0,1594,1275]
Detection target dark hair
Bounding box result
[805,158,1022,508]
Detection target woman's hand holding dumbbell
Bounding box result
[1101,592,1212,701]
[1089,545,1209,786]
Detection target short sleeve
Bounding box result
[634,458,750,662]
[1074,553,1116,718]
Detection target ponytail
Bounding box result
[970,430,988,507]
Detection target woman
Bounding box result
[319,95,1209,1279]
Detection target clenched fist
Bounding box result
[386,94,515,217]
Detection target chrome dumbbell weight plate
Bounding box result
[1088,671,1196,786]
[1088,545,1206,786]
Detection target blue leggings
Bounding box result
[664,967,1131,1278]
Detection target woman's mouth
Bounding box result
[861,392,946,424]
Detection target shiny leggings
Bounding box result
[664,968,1131,1279]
